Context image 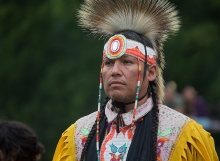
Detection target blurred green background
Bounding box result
[0,0,219,160]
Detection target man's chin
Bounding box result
[109,94,131,103]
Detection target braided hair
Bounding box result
[149,80,159,161]
[80,97,110,161]
[80,30,159,161]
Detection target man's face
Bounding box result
[102,54,149,103]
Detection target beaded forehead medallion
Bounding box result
[103,34,157,65]
[106,34,127,59]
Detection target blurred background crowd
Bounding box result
[0,0,220,160]
[164,81,220,131]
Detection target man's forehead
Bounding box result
[103,54,136,60]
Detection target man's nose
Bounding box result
[111,60,122,76]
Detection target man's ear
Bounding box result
[147,65,157,81]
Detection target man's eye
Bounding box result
[104,61,112,66]
[123,60,132,64]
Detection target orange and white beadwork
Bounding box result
[103,34,157,65]
[105,34,127,59]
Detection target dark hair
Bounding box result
[80,30,159,161]
[80,97,110,161]
[0,121,45,161]
[149,80,159,160]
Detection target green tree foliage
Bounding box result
[164,0,220,107]
[0,0,102,160]
[0,0,219,160]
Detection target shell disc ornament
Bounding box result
[106,34,127,59]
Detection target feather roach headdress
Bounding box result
[77,0,180,103]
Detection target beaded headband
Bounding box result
[103,34,156,65]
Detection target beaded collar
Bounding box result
[105,97,153,126]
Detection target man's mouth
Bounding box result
[109,80,125,86]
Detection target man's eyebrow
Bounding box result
[103,57,111,61]
[122,54,131,58]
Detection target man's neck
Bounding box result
[124,95,148,112]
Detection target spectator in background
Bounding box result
[164,81,185,114]
[182,86,210,118]
[0,120,45,161]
